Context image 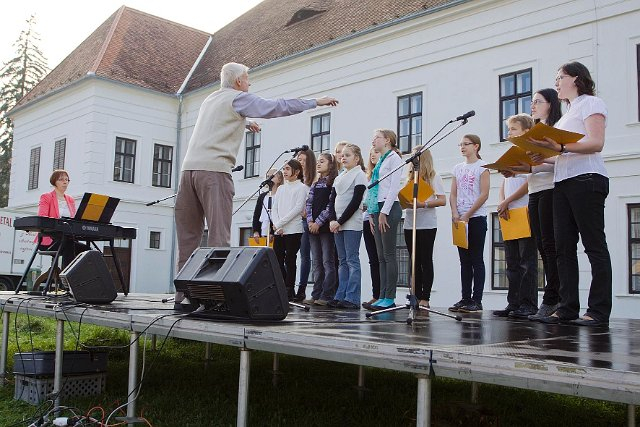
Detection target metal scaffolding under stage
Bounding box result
[1,292,638,426]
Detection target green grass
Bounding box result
[0,315,636,426]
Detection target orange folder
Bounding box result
[398,179,434,209]
[452,221,468,249]
[248,236,273,248]
[498,206,531,241]
[483,146,539,172]
[507,122,584,159]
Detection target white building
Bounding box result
[8,0,640,317]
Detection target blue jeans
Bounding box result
[309,232,337,301]
[333,230,363,305]
[298,219,311,288]
[457,216,487,303]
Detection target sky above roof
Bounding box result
[1,0,263,70]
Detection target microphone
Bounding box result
[285,144,309,153]
[232,165,244,172]
[454,110,475,122]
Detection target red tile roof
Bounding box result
[183,0,459,93]
[15,6,210,110]
[15,1,459,110]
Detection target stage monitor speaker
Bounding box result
[59,250,117,304]
[174,246,288,321]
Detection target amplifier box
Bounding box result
[60,250,117,304]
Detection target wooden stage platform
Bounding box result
[1,292,639,426]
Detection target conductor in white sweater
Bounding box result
[175,62,338,272]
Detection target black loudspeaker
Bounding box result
[59,250,117,304]
[174,247,288,321]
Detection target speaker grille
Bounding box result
[187,283,225,301]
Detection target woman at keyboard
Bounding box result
[36,170,89,270]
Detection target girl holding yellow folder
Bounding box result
[449,135,490,313]
[528,62,612,327]
[403,148,446,309]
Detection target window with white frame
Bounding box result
[28,147,41,190]
[114,137,136,183]
[499,69,532,141]
[244,132,260,179]
[310,113,330,154]
[149,231,161,249]
[152,144,173,188]
[397,92,422,154]
[53,138,66,170]
[629,204,640,294]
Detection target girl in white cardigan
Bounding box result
[272,159,309,300]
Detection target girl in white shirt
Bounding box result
[449,134,490,313]
[403,148,446,309]
[328,144,368,309]
[364,129,404,310]
[271,159,309,301]
[529,61,612,326]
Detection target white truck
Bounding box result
[0,209,49,290]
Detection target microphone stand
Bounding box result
[239,149,310,311]
[366,118,470,324]
[147,166,244,206]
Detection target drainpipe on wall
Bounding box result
[168,94,183,292]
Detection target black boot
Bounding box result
[293,285,306,302]
[287,286,296,302]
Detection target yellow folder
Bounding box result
[452,221,468,249]
[398,179,434,209]
[498,206,531,241]
[483,146,539,172]
[507,122,584,159]
[248,237,273,248]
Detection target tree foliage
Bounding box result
[0,15,48,207]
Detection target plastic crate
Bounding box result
[14,372,107,405]
[14,351,108,376]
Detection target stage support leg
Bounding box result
[471,381,479,404]
[151,334,157,351]
[0,311,9,386]
[205,343,212,359]
[356,365,366,399]
[416,374,431,427]
[127,331,139,427]
[271,353,280,387]
[237,349,251,427]
[54,319,65,412]
[628,404,636,427]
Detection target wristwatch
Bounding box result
[559,144,567,154]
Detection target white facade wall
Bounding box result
[8,0,640,315]
[9,79,178,293]
[219,0,640,317]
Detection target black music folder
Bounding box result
[73,193,120,223]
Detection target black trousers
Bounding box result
[273,233,302,295]
[457,216,487,303]
[404,228,436,301]
[504,236,538,309]
[529,189,560,306]
[363,220,380,299]
[553,174,612,322]
[38,239,90,270]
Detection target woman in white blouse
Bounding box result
[529,62,612,327]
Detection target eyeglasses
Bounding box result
[56,177,70,182]
[457,142,475,147]
[555,75,571,82]
[530,100,548,106]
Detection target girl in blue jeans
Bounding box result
[328,144,368,309]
